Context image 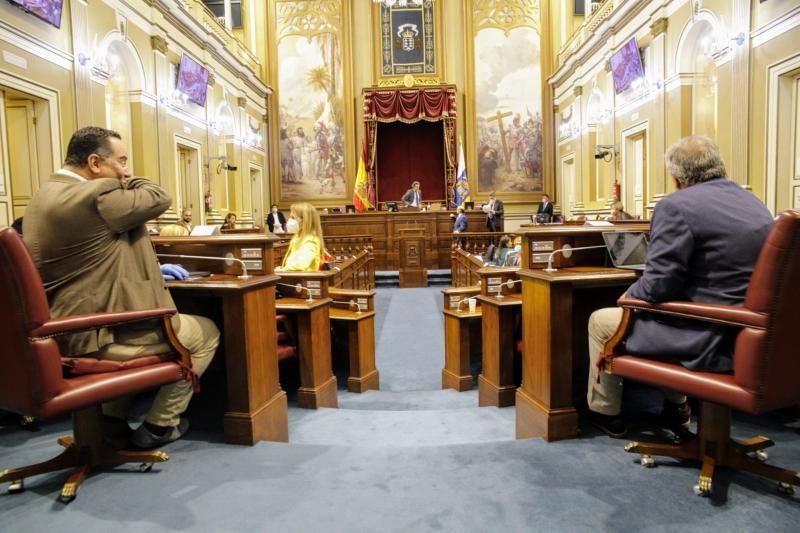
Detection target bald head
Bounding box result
[665,135,727,188]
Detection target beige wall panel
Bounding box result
[749,26,800,204]
[0,3,73,53]
[753,0,799,30]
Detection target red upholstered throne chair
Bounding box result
[600,211,800,496]
[0,227,194,503]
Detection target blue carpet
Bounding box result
[1,286,799,531]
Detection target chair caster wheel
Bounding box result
[640,455,655,468]
[754,450,768,462]
[777,482,794,496]
[139,463,153,473]
[7,479,24,494]
[694,476,712,497]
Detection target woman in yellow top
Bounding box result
[278,202,325,271]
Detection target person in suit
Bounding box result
[536,194,554,222]
[585,135,774,437]
[401,181,422,208]
[453,206,468,233]
[485,190,504,232]
[267,204,287,233]
[23,127,220,449]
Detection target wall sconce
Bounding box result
[77,52,92,68]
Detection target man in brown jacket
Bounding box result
[24,127,219,448]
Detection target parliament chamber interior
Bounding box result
[1,0,800,530]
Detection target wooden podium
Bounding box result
[398,226,428,288]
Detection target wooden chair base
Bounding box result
[623,402,800,496]
[0,407,169,503]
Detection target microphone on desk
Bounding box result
[275,282,315,302]
[156,253,250,279]
[494,278,521,299]
[543,245,608,272]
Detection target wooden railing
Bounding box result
[449,232,516,256]
[331,248,374,290]
[451,248,485,288]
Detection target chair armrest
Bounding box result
[30,308,178,339]
[617,298,768,329]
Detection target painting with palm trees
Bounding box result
[277,1,346,200]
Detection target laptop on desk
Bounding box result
[602,231,648,271]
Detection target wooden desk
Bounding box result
[442,307,482,391]
[321,210,487,270]
[476,293,521,407]
[166,274,288,445]
[475,267,521,407]
[276,297,338,409]
[330,307,379,393]
[516,267,638,441]
[520,223,650,269]
[441,286,482,391]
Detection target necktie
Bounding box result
[415,191,419,206]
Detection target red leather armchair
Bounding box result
[0,227,193,503]
[600,211,800,496]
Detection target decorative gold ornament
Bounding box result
[403,74,415,87]
[276,0,342,41]
[473,0,540,36]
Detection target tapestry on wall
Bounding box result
[276,0,346,200]
[474,0,543,193]
[379,1,436,77]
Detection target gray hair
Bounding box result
[664,135,727,187]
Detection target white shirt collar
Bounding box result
[56,168,88,182]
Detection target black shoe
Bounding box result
[586,410,627,438]
[658,400,691,431]
[131,418,190,449]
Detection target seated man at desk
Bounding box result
[24,126,220,449]
[585,136,773,437]
[277,202,326,272]
[401,181,422,208]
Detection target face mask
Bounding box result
[272,208,278,214]
[286,218,300,233]
[514,244,522,253]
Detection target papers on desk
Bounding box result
[190,225,221,236]
[585,220,614,227]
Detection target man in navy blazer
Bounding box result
[585,136,774,437]
[453,206,468,233]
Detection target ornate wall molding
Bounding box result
[276,0,342,41]
[472,0,539,35]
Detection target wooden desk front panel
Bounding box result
[321,211,485,270]
[521,223,650,269]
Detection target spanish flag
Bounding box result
[353,141,372,212]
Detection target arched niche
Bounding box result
[98,33,154,181]
[673,11,722,139]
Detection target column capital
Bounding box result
[150,35,168,54]
[650,18,668,38]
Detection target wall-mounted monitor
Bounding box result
[609,38,644,94]
[8,0,64,28]
[176,54,210,106]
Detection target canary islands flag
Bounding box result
[353,141,372,212]
[454,138,470,207]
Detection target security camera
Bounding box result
[223,163,238,171]
[595,144,617,161]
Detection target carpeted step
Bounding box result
[288,406,515,447]
[337,388,478,411]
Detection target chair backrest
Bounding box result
[735,211,800,411]
[0,227,64,415]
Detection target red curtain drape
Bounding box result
[363,86,457,206]
[376,122,445,203]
